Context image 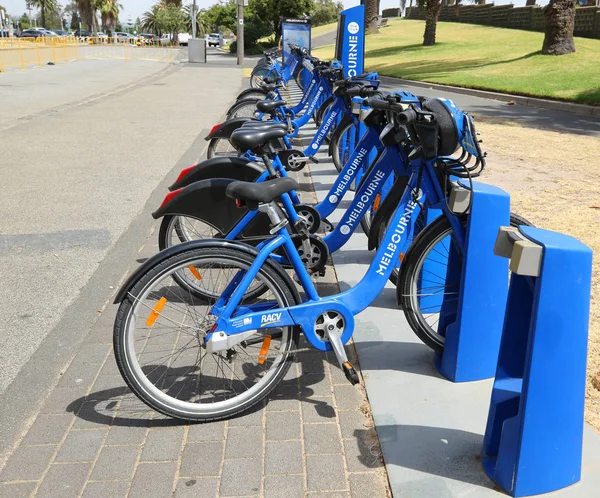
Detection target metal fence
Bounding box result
[0,36,180,72]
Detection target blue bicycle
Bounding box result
[112,97,527,421]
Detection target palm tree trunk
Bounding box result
[41,8,46,28]
[542,0,576,55]
[423,0,442,46]
[366,0,380,34]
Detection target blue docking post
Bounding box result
[482,225,592,497]
[433,181,511,382]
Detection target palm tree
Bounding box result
[542,0,576,55]
[97,0,121,36]
[365,0,380,34]
[142,4,162,35]
[76,0,98,33]
[184,4,208,37]
[419,0,442,46]
[27,0,59,28]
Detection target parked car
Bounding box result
[52,29,68,36]
[177,32,190,46]
[74,29,90,38]
[207,33,220,47]
[19,29,43,38]
[114,32,137,44]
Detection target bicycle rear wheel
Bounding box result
[227,100,260,119]
[114,245,300,421]
[207,137,237,159]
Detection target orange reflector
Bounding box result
[258,335,272,364]
[146,297,167,327]
[373,194,382,212]
[399,252,405,263]
[188,265,202,280]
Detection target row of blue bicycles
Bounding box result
[112,45,530,421]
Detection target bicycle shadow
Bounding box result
[66,363,335,428]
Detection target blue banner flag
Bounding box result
[335,5,365,78]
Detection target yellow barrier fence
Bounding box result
[0,36,179,72]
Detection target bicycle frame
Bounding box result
[206,156,467,354]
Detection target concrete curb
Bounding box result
[379,75,600,117]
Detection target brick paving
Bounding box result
[0,94,391,496]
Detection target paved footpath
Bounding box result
[0,75,390,497]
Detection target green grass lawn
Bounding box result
[312,18,600,104]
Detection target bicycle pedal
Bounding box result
[342,362,360,385]
[309,156,319,164]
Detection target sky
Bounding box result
[2,0,542,26]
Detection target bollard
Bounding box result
[482,225,592,497]
[433,181,511,382]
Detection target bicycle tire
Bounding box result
[206,137,237,159]
[251,68,271,89]
[238,90,269,101]
[114,245,300,421]
[158,215,269,302]
[227,99,261,120]
[397,212,533,352]
[331,119,358,173]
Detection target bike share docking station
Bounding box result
[480,225,592,497]
[428,181,512,382]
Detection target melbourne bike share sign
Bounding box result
[281,18,311,64]
[336,4,365,78]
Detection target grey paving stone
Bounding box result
[71,401,118,429]
[265,440,303,475]
[129,461,178,498]
[55,428,107,462]
[349,471,388,498]
[174,477,218,497]
[36,462,91,498]
[69,343,111,365]
[306,492,349,497]
[187,421,225,442]
[41,387,86,415]
[225,426,263,459]
[333,385,364,411]
[304,423,343,455]
[301,373,333,398]
[338,410,368,439]
[266,383,301,412]
[89,375,126,396]
[228,406,264,427]
[0,445,56,481]
[219,458,261,496]
[57,360,102,391]
[90,445,140,480]
[306,454,347,492]
[179,442,223,477]
[0,482,37,498]
[105,421,149,445]
[141,427,185,461]
[266,411,301,441]
[297,354,327,375]
[264,474,304,498]
[343,432,384,473]
[301,398,336,423]
[81,480,130,498]
[22,413,73,445]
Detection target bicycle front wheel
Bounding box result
[114,245,300,421]
[397,213,533,352]
[331,120,359,173]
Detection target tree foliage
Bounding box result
[27,0,59,28]
[156,3,186,36]
[310,0,343,27]
[184,4,208,37]
[97,0,121,35]
[250,0,313,42]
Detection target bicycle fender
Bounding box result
[367,175,410,251]
[205,117,253,140]
[169,156,262,191]
[155,178,272,242]
[114,239,301,306]
[237,87,268,100]
[328,113,355,158]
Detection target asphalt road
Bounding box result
[0,55,241,396]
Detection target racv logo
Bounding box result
[260,312,282,327]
